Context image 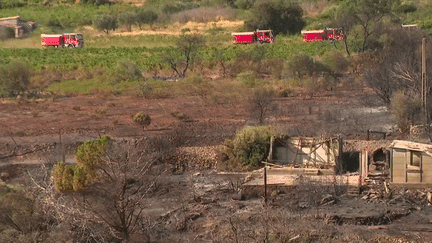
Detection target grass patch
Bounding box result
[45,78,139,95]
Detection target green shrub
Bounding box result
[53,162,66,192]
[235,0,255,9]
[132,112,151,130]
[0,27,15,40]
[72,165,87,191]
[245,0,305,35]
[93,14,118,34]
[116,60,142,81]
[136,9,158,29]
[53,136,111,193]
[118,11,137,32]
[320,50,349,74]
[397,3,417,14]
[62,166,75,191]
[286,52,317,78]
[0,60,31,97]
[221,126,277,170]
[74,135,110,177]
[0,0,26,8]
[80,0,110,5]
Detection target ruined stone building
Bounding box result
[0,16,36,38]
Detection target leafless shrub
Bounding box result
[247,88,278,124]
[49,138,174,242]
[170,7,235,23]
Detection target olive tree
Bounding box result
[163,34,205,78]
[118,11,137,32]
[0,60,31,97]
[245,0,305,36]
[335,0,395,54]
[136,10,158,30]
[93,14,118,34]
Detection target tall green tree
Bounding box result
[118,11,137,32]
[135,10,158,30]
[335,0,395,54]
[93,14,118,34]
[163,34,205,78]
[0,60,30,97]
[245,0,305,36]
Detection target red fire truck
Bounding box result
[231,30,274,44]
[301,28,343,42]
[41,33,84,48]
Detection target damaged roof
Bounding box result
[390,140,432,154]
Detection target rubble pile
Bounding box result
[165,146,219,172]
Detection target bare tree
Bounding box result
[364,29,432,107]
[65,138,172,242]
[163,34,205,78]
[247,88,277,124]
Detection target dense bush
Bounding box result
[74,135,110,173]
[132,112,151,130]
[0,60,31,97]
[245,0,305,35]
[397,3,417,14]
[0,183,35,236]
[170,6,235,23]
[221,126,277,170]
[118,11,137,32]
[80,0,110,5]
[52,136,112,193]
[93,14,118,34]
[53,162,67,192]
[136,9,158,29]
[0,0,26,8]
[162,2,200,14]
[116,60,142,81]
[0,27,15,40]
[286,52,317,78]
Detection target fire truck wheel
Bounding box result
[68,45,74,49]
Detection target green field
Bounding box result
[0,35,343,71]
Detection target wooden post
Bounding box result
[264,166,267,204]
[59,129,65,163]
[268,136,274,162]
[422,38,428,127]
[337,136,343,174]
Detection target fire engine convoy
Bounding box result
[41,33,84,48]
[301,28,343,42]
[231,29,274,44]
[230,28,343,44]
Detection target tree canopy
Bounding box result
[245,0,305,36]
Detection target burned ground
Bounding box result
[1,88,429,242]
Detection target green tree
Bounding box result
[116,60,142,81]
[53,136,111,192]
[0,60,30,97]
[135,10,158,30]
[132,112,151,131]
[335,0,395,54]
[118,11,137,32]
[53,162,67,192]
[93,14,118,34]
[221,126,277,170]
[245,0,305,36]
[163,34,205,78]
